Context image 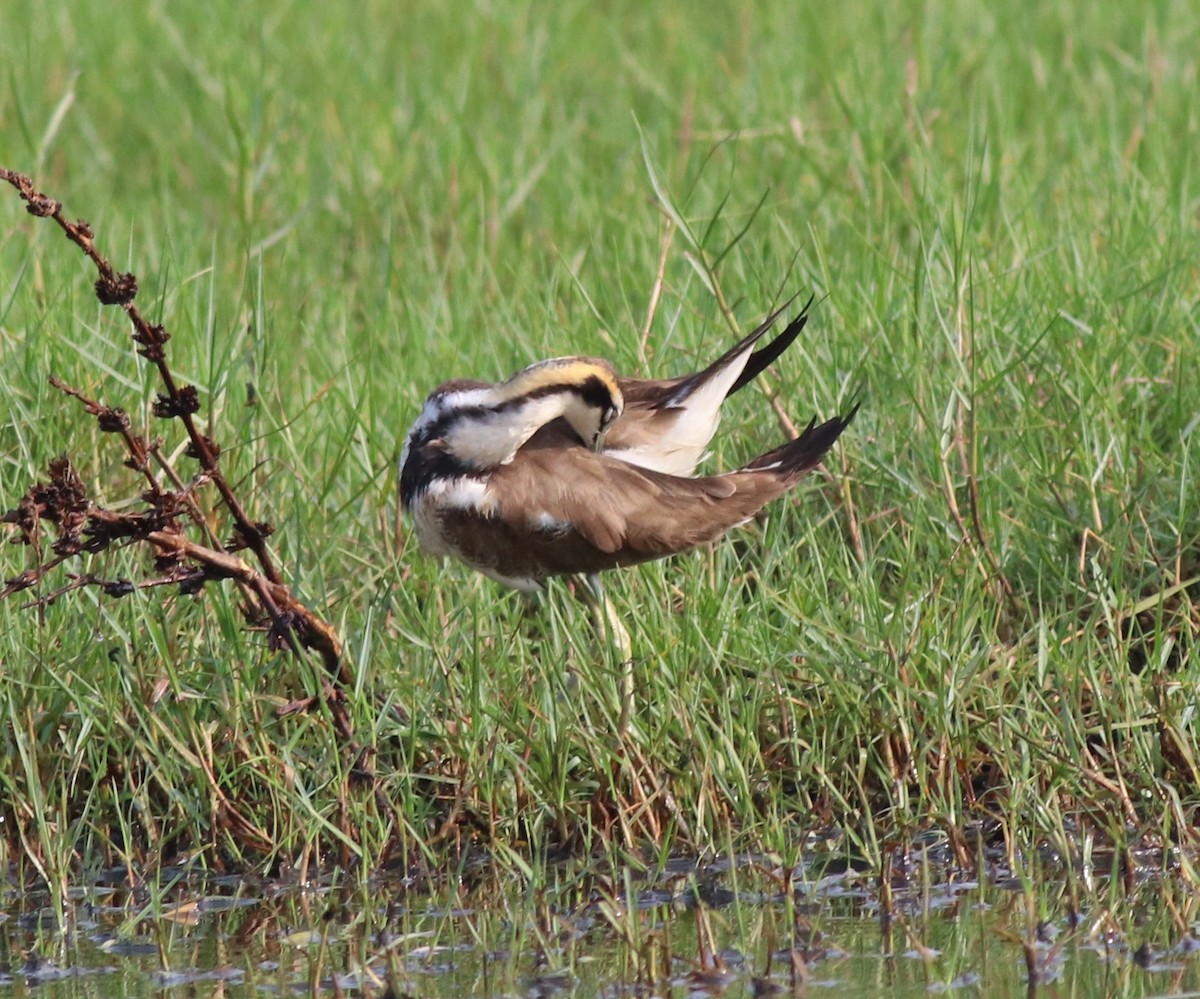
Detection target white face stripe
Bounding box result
[399,388,487,479]
[443,393,574,467]
[402,387,490,445]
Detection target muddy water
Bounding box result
[2,843,1196,997]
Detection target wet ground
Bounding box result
[3,834,1198,997]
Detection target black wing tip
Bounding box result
[749,397,861,475]
[728,292,819,396]
[795,401,860,458]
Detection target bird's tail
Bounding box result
[745,401,861,478]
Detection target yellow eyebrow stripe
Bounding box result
[489,357,621,407]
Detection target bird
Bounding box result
[399,297,857,592]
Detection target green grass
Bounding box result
[2,0,1199,905]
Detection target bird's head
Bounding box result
[400,357,624,479]
[502,357,623,451]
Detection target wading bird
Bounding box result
[399,299,857,727]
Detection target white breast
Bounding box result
[409,477,495,556]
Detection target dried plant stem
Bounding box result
[0,166,405,857]
[0,169,353,699]
[1,168,278,579]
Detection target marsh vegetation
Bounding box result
[2,2,1198,994]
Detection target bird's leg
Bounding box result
[574,572,634,738]
[519,585,545,618]
[514,584,552,661]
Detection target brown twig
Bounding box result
[0,169,351,693]
[2,168,278,580]
[1,169,418,864]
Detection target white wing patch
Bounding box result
[606,443,714,476]
[605,341,756,475]
[443,394,576,468]
[529,510,572,535]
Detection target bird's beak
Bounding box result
[592,433,606,453]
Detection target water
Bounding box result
[3,843,1197,997]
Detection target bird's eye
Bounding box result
[602,405,618,429]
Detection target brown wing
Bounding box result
[436,408,854,581]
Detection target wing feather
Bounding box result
[426,406,856,583]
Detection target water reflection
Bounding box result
[1,836,1197,997]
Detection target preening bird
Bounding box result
[399,298,857,591]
